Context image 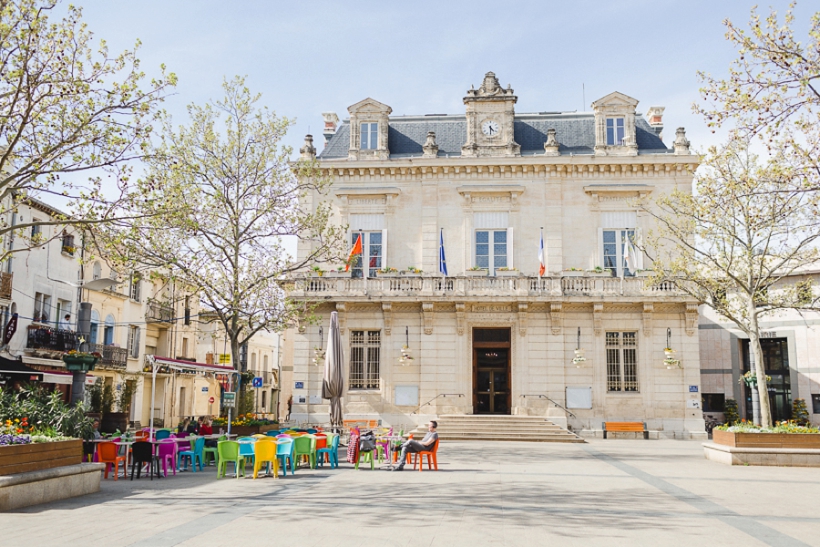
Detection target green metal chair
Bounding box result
[202,435,226,466]
[292,435,316,469]
[216,440,245,479]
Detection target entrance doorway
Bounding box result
[742,338,792,422]
[473,328,511,414]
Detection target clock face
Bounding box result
[481,120,500,137]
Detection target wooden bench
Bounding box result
[602,422,648,439]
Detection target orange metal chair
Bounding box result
[98,442,126,480]
[412,439,439,472]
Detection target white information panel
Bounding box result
[566,387,592,409]
[309,395,322,404]
[395,385,419,406]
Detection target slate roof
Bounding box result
[319,112,670,159]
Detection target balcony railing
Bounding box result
[90,343,128,370]
[0,272,11,300]
[288,274,683,298]
[27,325,79,352]
[145,300,174,324]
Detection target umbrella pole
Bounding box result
[149,359,157,439]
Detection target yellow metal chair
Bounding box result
[253,439,279,479]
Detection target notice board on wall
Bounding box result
[566,387,592,409]
[395,385,419,406]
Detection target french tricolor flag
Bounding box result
[538,228,546,277]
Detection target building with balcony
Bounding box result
[287,72,704,437]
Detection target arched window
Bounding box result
[90,310,100,345]
[92,262,102,280]
[250,352,257,371]
[263,354,269,372]
[104,314,115,346]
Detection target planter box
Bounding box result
[62,355,98,372]
[465,270,489,277]
[324,272,348,278]
[586,272,613,277]
[0,439,83,476]
[495,270,520,277]
[225,424,279,437]
[376,272,400,278]
[561,271,585,277]
[713,429,820,449]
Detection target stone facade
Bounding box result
[288,72,704,436]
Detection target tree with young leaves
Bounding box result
[0,0,176,259]
[109,77,344,376]
[643,140,820,428]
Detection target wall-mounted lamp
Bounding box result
[572,327,586,367]
[312,325,325,365]
[663,327,681,369]
[398,326,414,365]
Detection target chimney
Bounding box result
[322,112,339,146]
[646,106,665,140]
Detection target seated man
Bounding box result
[393,421,438,471]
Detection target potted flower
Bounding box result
[587,266,613,277]
[496,267,520,277]
[402,267,423,276]
[465,266,489,277]
[376,267,399,277]
[561,268,585,277]
[325,267,348,278]
[310,265,325,277]
[62,349,101,372]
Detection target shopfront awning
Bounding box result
[0,356,43,383]
[148,356,236,375]
[40,370,96,386]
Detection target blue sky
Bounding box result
[57,0,809,155]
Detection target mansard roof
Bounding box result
[318,112,669,159]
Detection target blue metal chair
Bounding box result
[155,429,171,440]
[178,437,205,472]
[237,437,256,468]
[316,433,340,469]
[265,430,280,437]
[306,429,318,434]
[276,438,295,476]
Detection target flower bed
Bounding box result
[0,439,83,476]
[713,421,820,449]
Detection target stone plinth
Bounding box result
[0,462,104,510]
[703,442,820,467]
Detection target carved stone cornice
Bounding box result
[643,302,654,336]
[455,302,466,336]
[382,302,392,336]
[517,302,528,337]
[422,302,434,335]
[593,302,604,336]
[685,302,698,336]
[550,302,563,335]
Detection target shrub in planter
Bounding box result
[792,398,810,426]
[723,398,739,425]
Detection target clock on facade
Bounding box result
[481,119,500,137]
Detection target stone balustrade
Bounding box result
[287,274,683,299]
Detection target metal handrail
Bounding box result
[411,393,464,415]
[520,394,578,419]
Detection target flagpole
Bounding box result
[539,227,544,295]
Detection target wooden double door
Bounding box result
[473,328,511,415]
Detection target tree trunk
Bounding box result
[747,326,773,428]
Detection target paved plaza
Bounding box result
[1,439,819,547]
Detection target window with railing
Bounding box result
[350,330,380,390]
[127,325,140,358]
[606,331,638,392]
[61,233,76,255]
[130,273,141,301]
[33,292,51,323]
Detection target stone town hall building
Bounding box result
[287,72,705,437]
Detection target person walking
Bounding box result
[286,395,292,422]
[392,421,438,471]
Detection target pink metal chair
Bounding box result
[157,439,177,477]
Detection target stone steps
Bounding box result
[410,415,584,443]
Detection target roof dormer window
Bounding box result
[360,122,378,150]
[606,118,625,146]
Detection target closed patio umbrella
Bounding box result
[322,311,345,430]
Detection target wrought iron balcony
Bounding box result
[26,325,79,353]
[145,299,174,325]
[287,274,683,299]
[0,272,12,300]
[89,343,128,370]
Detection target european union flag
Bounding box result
[439,228,448,276]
